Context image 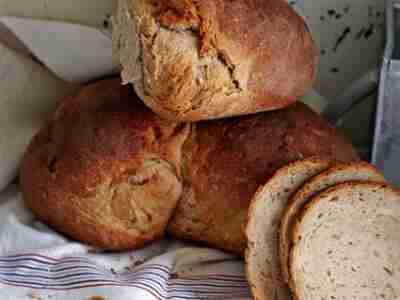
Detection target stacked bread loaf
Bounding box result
[18,1,396,299]
[112,0,317,121]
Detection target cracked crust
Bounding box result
[167,102,359,255]
[279,161,386,286]
[289,182,400,300]
[20,78,190,250]
[112,0,317,121]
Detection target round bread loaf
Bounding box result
[112,0,317,121]
[290,182,400,300]
[20,79,358,253]
[279,162,386,285]
[20,78,190,250]
[168,102,359,255]
[245,158,333,300]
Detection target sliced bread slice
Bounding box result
[279,161,385,284]
[289,182,400,300]
[245,157,332,300]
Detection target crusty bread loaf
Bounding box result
[20,78,190,250]
[168,103,359,255]
[20,79,358,252]
[279,162,386,284]
[112,0,317,121]
[245,158,332,300]
[290,182,400,300]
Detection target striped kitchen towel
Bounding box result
[0,185,251,300]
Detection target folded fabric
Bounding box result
[1,17,119,83]
[0,0,114,28]
[0,186,250,300]
[0,42,75,192]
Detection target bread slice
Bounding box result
[245,157,332,300]
[279,162,385,284]
[290,182,400,300]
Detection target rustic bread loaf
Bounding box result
[20,79,358,252]
[20,78,190,250]
[279,161,386,284]
[290,182,400,300]
[245,158,332,300]
[112,0,317,121]
[168,103,359,255]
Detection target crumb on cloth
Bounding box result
[87,297,106,300]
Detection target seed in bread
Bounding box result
[290,182,400,300]
[245,158,333,300]
[279,161,386,284]
[20,79,190,250]
[112,0,317,121]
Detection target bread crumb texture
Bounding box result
[279,161,386,285]
[290,182,400,300]
[245,158,333,300]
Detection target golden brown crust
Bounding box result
[114,0,317,121]
[168,102,359,255]
[20,79,189,250]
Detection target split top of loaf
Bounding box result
[112,0,317,121]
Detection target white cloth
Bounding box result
[1,17,119,83]
[0,40,76,192]
[0,186,251,300]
